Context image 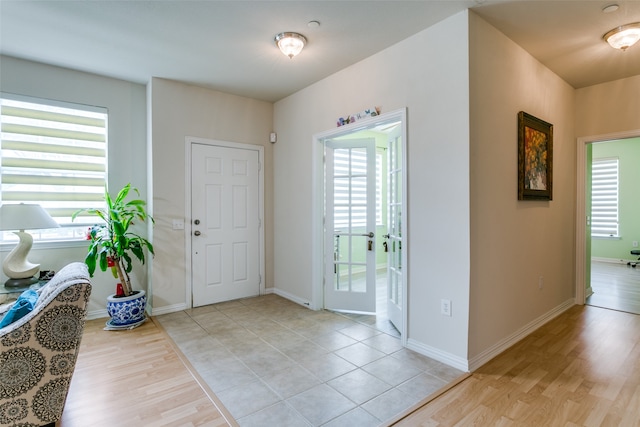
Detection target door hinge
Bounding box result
[258,218,262,228]
[258,161,262,172]
[259,274,262,285]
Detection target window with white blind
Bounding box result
[1,94,108,242]
[591,158,619,238]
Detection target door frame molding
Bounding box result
[184,136,265,309]
[312,108,408,342]
[575,128,640,305]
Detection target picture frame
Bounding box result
[518,111,553,200]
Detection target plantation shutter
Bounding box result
[591,158,619,237]
[334,149,383,229]
[334,148,367,229]
[1,94,107,238]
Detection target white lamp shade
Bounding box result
[0,203,59,231]
[1,203,59,282]
[604,23,640,51]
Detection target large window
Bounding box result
[591,157,619,238]
[1,94,107,242]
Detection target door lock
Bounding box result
[194,219,200,225]
[368,240,373,251]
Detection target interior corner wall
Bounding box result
[274,11,471,363]
[0,55,147,316]
[468,12,576,363]
[148,78,274,312]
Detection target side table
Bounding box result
[0,281,47,304]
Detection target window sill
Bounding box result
[0,239,89,252]
[591,235,621,240]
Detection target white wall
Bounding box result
[468,13,576,366]
[0,55,147,316]
[274,12,472,366]
[148,78,273,312]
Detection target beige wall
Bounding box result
[575,75,640,137]
[468,13,576,364]
[148,78,274,312]
[274,11,472,367]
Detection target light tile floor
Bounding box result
[157,294,463,426]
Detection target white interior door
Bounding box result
[325,138,377,313]
[386,127,403,330]
[191,143,260,306]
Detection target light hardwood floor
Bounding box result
[587,261,640,315]
[393,304,640,426]
[61,317,236,427]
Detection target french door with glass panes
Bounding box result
[386,126,403,330]
[324,138,377,313]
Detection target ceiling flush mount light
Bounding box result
[603,22,640,51]
[275,32,307,59]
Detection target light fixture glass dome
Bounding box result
[275,32,307,59]
[603,22,640,51]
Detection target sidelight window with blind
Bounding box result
[1,94,107,242]
[591,157,619,238]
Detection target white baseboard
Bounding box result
[87,301,187,320]
[592,257,635,265]
[151,302,188,316]
[467,298,575,371]
[406,339,470,372]
[86,309,108,320]
[272,288,313,309]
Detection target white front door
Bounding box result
[324,138,377,313]
[386,126,403,330]
[191,143,260,306]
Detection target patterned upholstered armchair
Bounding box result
[0,262,91,427]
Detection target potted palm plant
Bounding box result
[72,183,154,328]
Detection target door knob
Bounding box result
[194,230,201,236]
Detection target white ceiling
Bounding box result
[1,1,639,103]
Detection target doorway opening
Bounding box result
[312,109,407,342]
[576,130,640,314]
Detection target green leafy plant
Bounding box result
[72,183,154,297]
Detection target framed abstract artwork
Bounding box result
[518,111,553,200]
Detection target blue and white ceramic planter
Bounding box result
[106,290,146,326]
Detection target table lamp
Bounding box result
[0,203,59,287]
